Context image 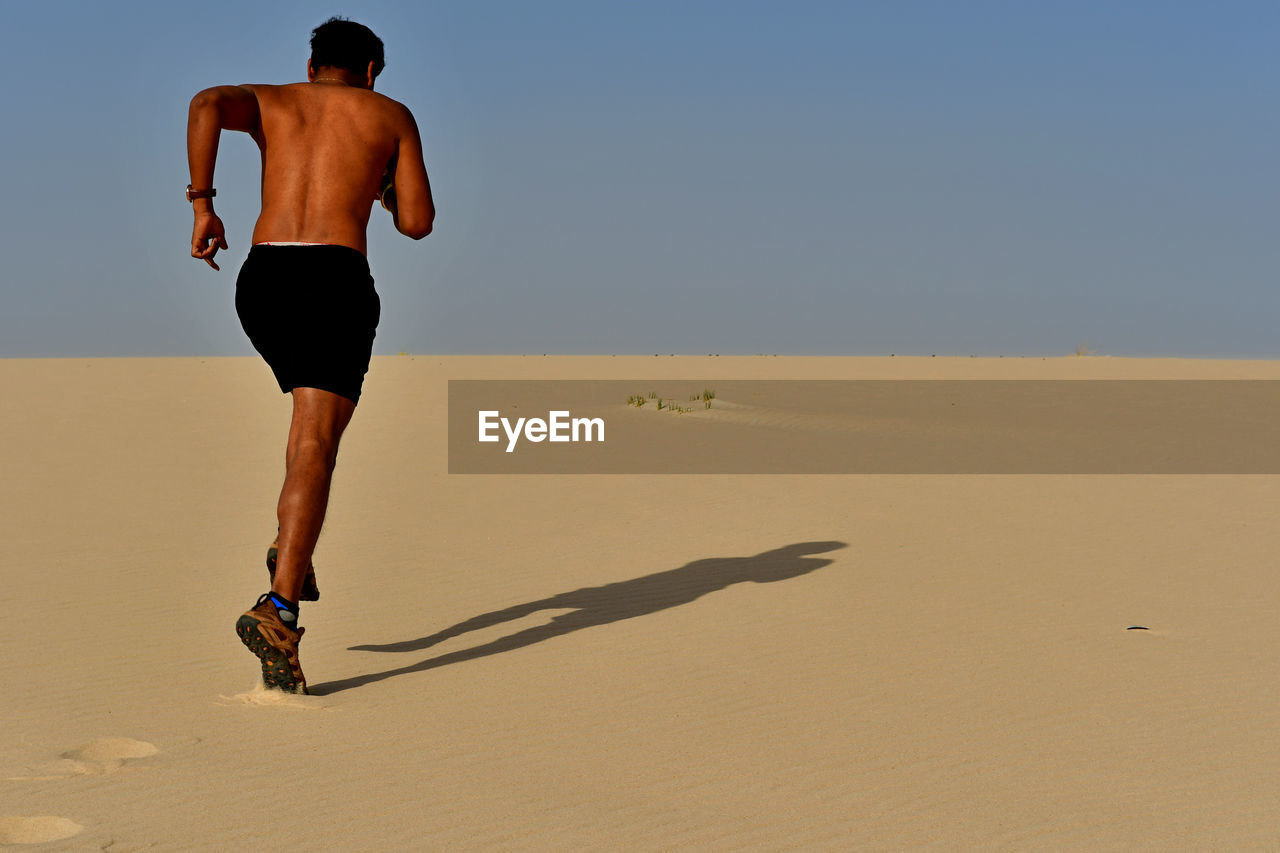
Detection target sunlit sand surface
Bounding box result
[3,355,1280,849]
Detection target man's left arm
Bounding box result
[186,85,261,270]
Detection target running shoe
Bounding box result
[235,593,308,694]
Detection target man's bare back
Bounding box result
[187,61,433,267]
[247,81,432,252]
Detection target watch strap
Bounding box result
[186,184,217,202]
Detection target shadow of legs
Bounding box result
[313,540,847,695]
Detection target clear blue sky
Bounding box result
[2,1,1277,357]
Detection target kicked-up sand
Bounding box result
[3,355,1280,850]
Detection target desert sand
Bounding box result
[3,355,1280,850]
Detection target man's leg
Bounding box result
[272,387,356,603]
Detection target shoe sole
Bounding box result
[235,612,307,694]
[266,546,320,601]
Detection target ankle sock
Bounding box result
[268,592,300,629]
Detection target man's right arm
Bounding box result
[387,105,435,240]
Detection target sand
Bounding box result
[3,355,1280,850]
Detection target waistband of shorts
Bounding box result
[252,241,365,251]
[248,242,368,261]
[245,244,372,281]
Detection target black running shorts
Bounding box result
[235,244,381,405]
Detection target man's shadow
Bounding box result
[309,540,846,695]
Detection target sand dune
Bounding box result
[3,355,1280,850]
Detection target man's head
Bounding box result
[309,17,385,85]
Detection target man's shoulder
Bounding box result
[366,89,413,115]
[374,93,420,132]
[361,91,417,133]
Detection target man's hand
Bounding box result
[191,211,229,271]
[378,172,398,215]
[377,163,397,214]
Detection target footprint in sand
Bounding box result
[58,737,158,775]
[0,815,84,844]
[7,738,158,781]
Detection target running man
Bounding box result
[186,17,435,693]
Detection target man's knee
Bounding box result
[287,388,355,471]
[288,434,341,471]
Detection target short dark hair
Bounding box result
[310,17,385,79]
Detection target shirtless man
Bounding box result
[186,17,434,693]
